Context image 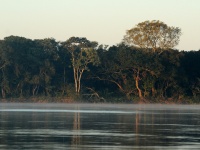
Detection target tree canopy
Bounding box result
[0,21,199,103]
[62,37,100,94]
[124,20,182,52]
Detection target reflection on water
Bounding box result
[71,111,81,149]
[0,103,200,150]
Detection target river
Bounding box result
[0,103,200,150]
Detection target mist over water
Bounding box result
[0,103,200,150]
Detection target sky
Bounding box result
[0,0,200,51]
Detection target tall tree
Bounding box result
[62,37,100,94]
[124,20,182,52]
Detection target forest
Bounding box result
[0,20,199,103]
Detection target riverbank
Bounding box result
[0,97,74,103]
[0,96,199,104]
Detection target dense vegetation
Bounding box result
[0,21,199,103]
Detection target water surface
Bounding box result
[0,103,200,150]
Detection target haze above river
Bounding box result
[0,103,200,150]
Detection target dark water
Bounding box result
[0,103,200,150]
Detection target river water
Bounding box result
[0,103,200,150]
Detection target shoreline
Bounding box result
[0,96,198,105]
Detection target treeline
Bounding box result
[0,35,199,103]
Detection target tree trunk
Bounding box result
[73,68,78,93]
[72,53,78,94]
[151,87,156,97]
[135,69,143,99]
[62,67,66,95]
[73,68,84,95]
[77,70,84,94]
[20,88,23,97]
[1,88,5,99]
[32,85,38,96]
[135,77,143,99]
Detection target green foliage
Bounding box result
[62,37,100,94]
[124,20,182,52]
[0,32,199,103]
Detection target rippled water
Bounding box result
[0,103,200,150]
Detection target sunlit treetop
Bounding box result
[124,20,182,52]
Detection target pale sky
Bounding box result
[0,0,200,51]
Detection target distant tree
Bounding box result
[96,44,162,101]
[33,38,59,96]
[124,20,182,52]
[96,44,136,99]
[0,36,35,98]
[181,50,200,98]
[55,42,72,96]
[0,40,9,70]
[156,49,183,99]
[62,37,100,94]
